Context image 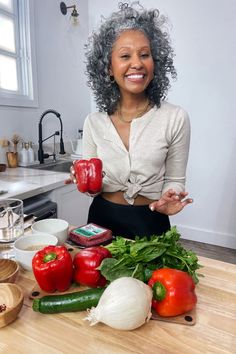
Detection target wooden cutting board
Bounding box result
[151,307,196,325]
[29,244,196,326]
[29,281,196,326]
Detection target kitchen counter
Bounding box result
[1,255,235,354]
[0,163,91,226]
[0,166,69,200]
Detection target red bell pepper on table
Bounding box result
[73,246,112,288]
[148,268,197,317]
[73,158,103,194]
[32,245,73,293]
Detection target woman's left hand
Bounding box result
[149,189,193,216]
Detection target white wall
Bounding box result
[88,0,236,249]
[1,0,236,248]
[0,0,90,161]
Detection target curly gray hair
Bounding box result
[85,3,177,114]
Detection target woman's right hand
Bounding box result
[64,162,103,197]
[64,163,77,185]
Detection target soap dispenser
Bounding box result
[28,142,35,163]
[76,129,83,156]
[19,142,28,164]
[70,129,83,157]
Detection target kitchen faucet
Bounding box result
[38,109,65,164]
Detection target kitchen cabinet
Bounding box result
[50,184,91,226]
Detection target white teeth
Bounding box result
[126,74,144,79]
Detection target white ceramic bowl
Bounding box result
[13,233,58,271]
[31,219,69,245]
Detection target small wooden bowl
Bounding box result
[0,283,24,328]
[0,164,6,172]
[0,259,20,283]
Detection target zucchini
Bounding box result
[32,288,105,314]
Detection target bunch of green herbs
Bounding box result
[99,226,202,284]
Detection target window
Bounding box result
[0,0,38,107]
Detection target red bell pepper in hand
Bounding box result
[73,246,112,288]
[148,268,197,317]
[32,245,73,293]
[74,158,103,194]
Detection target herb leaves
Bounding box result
[99,227,202,284]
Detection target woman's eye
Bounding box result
[140,53,150,58]
[120,54,130,59]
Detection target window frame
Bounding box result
[0,0,38,107]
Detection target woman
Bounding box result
[69,3,193,238]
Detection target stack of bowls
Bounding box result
[31,219,69,245]
[13,218,69,271]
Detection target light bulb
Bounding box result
[72,15,79,25]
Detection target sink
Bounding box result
[27,160,72,173]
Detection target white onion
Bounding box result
[84,277,153,330]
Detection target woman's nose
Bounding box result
[130,55,143,69]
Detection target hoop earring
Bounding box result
[110,75,115,84]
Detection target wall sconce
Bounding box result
[60,2,79,25]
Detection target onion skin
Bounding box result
[84,277,153,330]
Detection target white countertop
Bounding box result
[0,166,69,200]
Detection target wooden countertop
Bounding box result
[1,256,236,354]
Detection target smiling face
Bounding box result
[109,30,154,99]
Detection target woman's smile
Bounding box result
[125,73,146,82]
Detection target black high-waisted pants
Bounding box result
[87,195,170,239]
